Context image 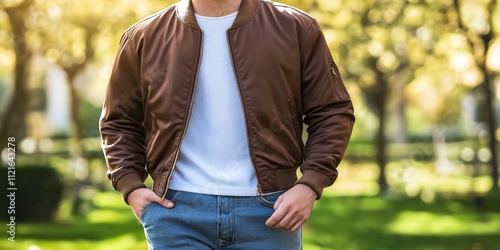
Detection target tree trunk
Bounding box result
[65,68,88,215]
[454,0,499,193]
[0,1,34,145]
[61,28,95,215]
[60,27,95,157]
[370,57,389,193]
[376,96,388,193]
[66,71,83,157]
[376,85,388,193]
[482,77,499,192]
[393,82,407,143]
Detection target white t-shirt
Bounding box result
[169,12,258,196]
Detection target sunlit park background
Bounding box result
[0,0,500,249]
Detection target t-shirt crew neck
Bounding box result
[194,11,238,21]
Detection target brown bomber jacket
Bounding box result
[100,0,355,203]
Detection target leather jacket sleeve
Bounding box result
[295,20,355,198]
[99,31,148,204]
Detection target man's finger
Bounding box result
[265,207,287,227]
[285,215,301,230]
[274,211,295,229]
[289,219,306,233]
[273,194,284,211]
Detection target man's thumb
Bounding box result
[159,198,174,208]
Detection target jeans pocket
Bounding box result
[139,202,157,222]
[257,191,285,208]
[164,189,182,203]
[140,190,182,223]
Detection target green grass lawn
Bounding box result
[1,191,499,250]
[304,194,500,250]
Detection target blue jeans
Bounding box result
[139,190,302,250]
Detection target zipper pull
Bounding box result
[330,66,337,78]
[257,184,263,196]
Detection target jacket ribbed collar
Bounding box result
[176,0,261,29]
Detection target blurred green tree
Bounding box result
[311,0,499,192]
[313,0,426,193]
[453,0,499,192]
[0,0,176,213]
[28,0,176,213]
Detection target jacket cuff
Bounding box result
[295,169,336,199]
[115,173,147,205]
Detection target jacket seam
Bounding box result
[122,4,178,62]
[124,5,176,34]
[298,20,316,48]
[230,0,262,28]
[121,34,139,65]
[268,1,315,20]
[112,169,147,187]
[304,163,337,180]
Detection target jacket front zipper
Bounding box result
[161,30,204,200]
[227,30,263,197]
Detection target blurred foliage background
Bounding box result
[0,0,499,249]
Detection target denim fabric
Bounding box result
[140,190,302,250]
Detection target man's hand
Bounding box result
[127,188,174,219]
[265,184,317,232]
